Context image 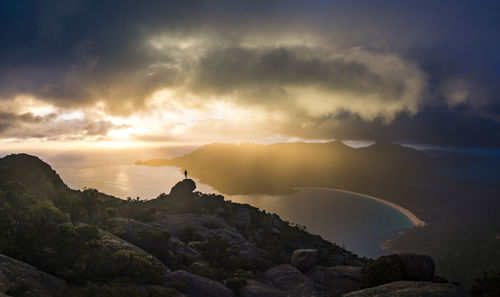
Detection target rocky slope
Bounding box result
[0,154,480,296]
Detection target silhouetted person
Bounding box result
[184,169,188,179]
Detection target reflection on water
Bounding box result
[229,188,414,258]
[57,164,217,199]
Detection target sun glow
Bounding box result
[107,129,132,139]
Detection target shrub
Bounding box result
[234,269,254,279]
[111,250,166,284]
[471,272,500,297]
[224,277,247,292]
[166,278,188,293]
[179,226,202,242]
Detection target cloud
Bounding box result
[0,0,499,146]
[189,46,426,121]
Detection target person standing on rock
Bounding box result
[184,169,188,179]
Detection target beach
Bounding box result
[302,187,427,227]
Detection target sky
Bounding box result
[1,0,500,149]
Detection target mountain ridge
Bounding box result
[136,141,435,195]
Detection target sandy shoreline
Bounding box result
[297,187,427,227]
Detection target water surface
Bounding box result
[229,188,414,257]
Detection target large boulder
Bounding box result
[291,249,318,271]
[170,179,196,196]
[97,228,169,276]
[343,281,470,297]
[307,266,362,295]
[362,253,435,287]
[239,280,287,297]
[264,264,321,297]
[399,253,435,281]
[156,214,262,261]
[0,254,66,297]
[166,270,234,297]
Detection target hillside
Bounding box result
[136,141,435,195]
[0,153,486,296]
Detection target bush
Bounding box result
[224,277,247,292]
[111,250,166,284]
[471,272,500,297]
[179,226,202,242]
[234,269,254,279]
[166,278,188,293]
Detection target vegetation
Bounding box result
[224,277,248,292]
[471,272,500,297]
[0,153,362,295]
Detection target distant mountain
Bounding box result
[136,141,435,195]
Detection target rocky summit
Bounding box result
[169,178,197,196]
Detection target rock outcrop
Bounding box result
[291,249,318,271]
[343,281,471,297]
[156,213,262,260]
[399,253,435,281]
[166,270,234,297]
[239,280,287,297]
[264,264,321,297]
[0,254,66,297]
[361,253,436,288]
[170,179,196,196]
[307,265,363,295]
[97,228,169,274]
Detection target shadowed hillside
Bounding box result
[136,141,435,195]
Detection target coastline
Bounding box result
[297,187,427,228]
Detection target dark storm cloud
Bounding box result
[0,110,123,140]
[0,112,44,133]
[273,107,500,148]
[0,0,499,146]
[194,47,393,97]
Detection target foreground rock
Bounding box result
[399,253,435,281]
[98,228,169,273]
[157,213,262,260]
[307,265,362,295]
[170,179,196,196]
[166,270,234,297]
[362,253,436,287]
[0,254,66,297]
[239,280,287,297]
[265,264,321,297]
[291,249,318,271]
[343,281,470,297]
